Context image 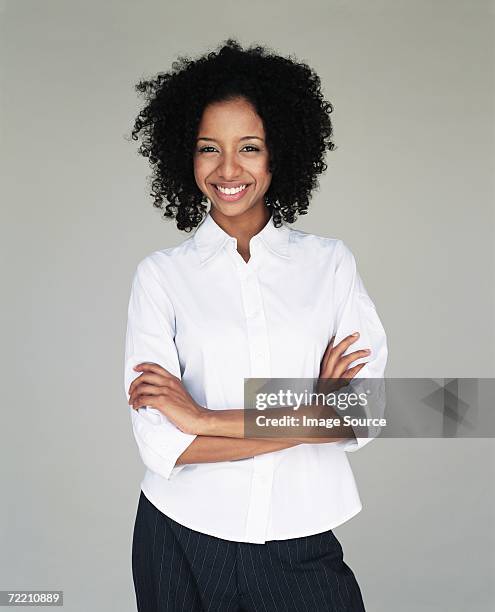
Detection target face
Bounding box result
[193,97,272,221]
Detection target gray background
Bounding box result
[1,0,494,610]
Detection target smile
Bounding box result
[212,183,252,202]
[217,184,247,194]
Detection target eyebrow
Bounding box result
[196,136,265,142]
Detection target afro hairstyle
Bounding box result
[130,38,336,232]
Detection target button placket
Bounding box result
[240,274,270,377]
[237,254,275,543]
[244,452,275,543]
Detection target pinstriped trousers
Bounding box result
[132,490,366,612]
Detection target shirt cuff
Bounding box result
[131,407,197,480]
[336,433,374,452]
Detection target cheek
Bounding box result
[193,159,208,186]
[258,168,272,190]
[251,158,271,183]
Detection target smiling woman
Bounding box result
[130,37,335,232]
[194,99,271,214]
[125,37,387,612]
[192,96,275,257]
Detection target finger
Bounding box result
[128,371,145,396]
[130,383,165,399]
[133,390,185,411]
[132,362,177,380]
[132,393,165,411]
[332,351,370,378]
[321,335,336,369]
[341,362,367,380]
[323,334,366,375]
[318,362,367,394]
[339,349,371,370]
[331,332,361,358]
[318,357,368,394]
[325,335,335,353]
[129,372,167,395]
[129,379,177,405]
[323,333,361,372]
[129,370,178,396]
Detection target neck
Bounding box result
[210,204,272,245]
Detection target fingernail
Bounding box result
[352,332,359,337]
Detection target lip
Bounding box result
[211,183,252,203]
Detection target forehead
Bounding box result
[198,98,264,137]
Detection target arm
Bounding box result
[124,255,198,480]
[124,255,303,478]
[195,404,357,444]
[185,242,387,449]
[330,240,388,452]
[174,240,386,449]
[176,435,303,465]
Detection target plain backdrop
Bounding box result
[1,1,494,611]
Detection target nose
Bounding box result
[217,151,243,180]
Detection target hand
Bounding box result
[316,332,370,394]
[127,362,210,435]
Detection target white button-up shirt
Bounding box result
[124,211,388,544]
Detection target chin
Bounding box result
[210,200,254,217]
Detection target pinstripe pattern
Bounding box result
[132,491,366,611]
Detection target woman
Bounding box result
[124,39,387,612]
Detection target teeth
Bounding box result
[216,184,247,195]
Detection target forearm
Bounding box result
[198,405,356,444]
[176,434,302,465]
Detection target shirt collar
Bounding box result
[193,210,291,266]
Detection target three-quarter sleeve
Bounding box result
[331,240,388,452]
[124,254,197,479]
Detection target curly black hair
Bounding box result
[129,38,336,232]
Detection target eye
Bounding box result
[197,146,217,153]
[196,145,260,154]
